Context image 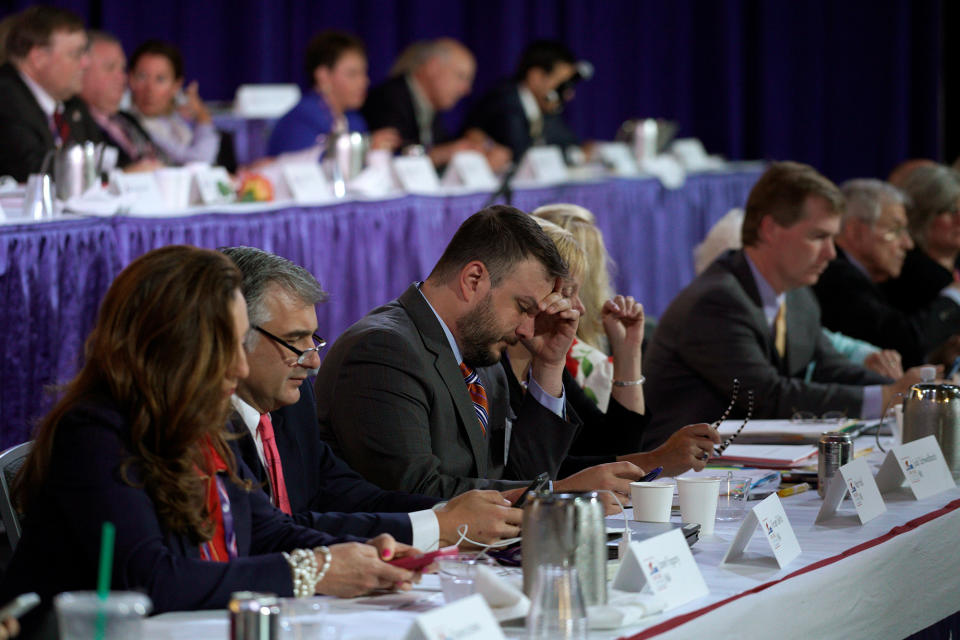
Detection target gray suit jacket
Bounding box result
[643,250,890,448]
[315,284,579,498]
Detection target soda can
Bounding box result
[818,432,853,497]
[229,592,280,640]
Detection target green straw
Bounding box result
[95,521,116,640]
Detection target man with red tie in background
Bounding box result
[0,6,100,182]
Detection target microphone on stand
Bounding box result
[483,157,522,208]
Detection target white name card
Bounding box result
[516,146,568,184]
[722,493,801,569]
[874,435,956,500]
[282,163,333,203]
[393,156,440,194]
[597,142,640,176]
[612,528,708,611]
[108,171,165,214]
[402,594,505,640]
[815,456,886,525]
[192,166,236,205]
[441,151,499,191]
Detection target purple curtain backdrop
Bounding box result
[0,0,943,182]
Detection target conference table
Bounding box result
[0,165,763,448]
[143,448,960,639]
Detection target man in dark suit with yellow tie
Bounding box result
[0,6,99,182]
[643,162,927,449]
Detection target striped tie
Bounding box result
[460,362,489,436]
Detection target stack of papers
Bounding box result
[711,444,818,468]
[717,418,875,444]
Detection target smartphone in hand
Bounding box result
[512,471,551,508]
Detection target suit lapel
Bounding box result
[398,284,489,478]
[3,65,55,148]
[727,250,784,368]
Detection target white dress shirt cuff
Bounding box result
[939,287,960,308]
[409,509,441,552]
[527,373,566,418]
[861,385,884,419]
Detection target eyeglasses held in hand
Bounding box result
[715,389,754,456]
[252,326,327,365]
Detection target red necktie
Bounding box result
[257,413,292,514]
[460,362,489,436]
[53,109,70,144]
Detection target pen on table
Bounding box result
[640,466,663,482]
[777,482,810,498]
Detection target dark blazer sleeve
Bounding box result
[362,77,420,145]
[464,84,533,160]
[814,253,960,367]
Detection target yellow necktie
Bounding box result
[774,299,787,359]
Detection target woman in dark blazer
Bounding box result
[0,246,418,637]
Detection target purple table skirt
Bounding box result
[0,168,761,448]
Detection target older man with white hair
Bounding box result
[813,178,960,367]
[362,38,510,170]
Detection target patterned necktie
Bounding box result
[257,413,292,514]
[460,362,489,436]
[773,299,787,359]
[52,108,70,144]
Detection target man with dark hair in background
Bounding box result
[643,162,928,448]
[316,205,646,504]
[465,40,584,160]
[0,5,99,182]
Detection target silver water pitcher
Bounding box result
[615,118,678,162]
[902,381,960,481]
[52,141,103,200]
[521,491,607,606]
[322,130,368,198]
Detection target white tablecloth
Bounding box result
[145,463,960,639]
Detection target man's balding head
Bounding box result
[412,38,475,111]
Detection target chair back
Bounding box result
[0,441,32,550]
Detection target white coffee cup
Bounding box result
[676,476,722,535]
[630,481,674,522]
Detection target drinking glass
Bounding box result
[526,564,587,640]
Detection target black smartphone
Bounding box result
[512,471,550,508]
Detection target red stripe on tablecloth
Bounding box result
[620,497,960,640]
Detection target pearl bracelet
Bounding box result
[282,546,332,598]
[612,375,646,387]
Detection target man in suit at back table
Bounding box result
[813,179,960,368]
[0,6,99,182]
[79,30,167,173]
[221,246,522,551]
[465,40,584,162]
[362,38,510,171]
[315,205,646,505]
[643,162,928,449]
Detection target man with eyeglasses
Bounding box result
[220,246,522,551]
[0,6,100,182]
[813,179,960,368]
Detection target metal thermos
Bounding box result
[521,491,607,606]
[818,432,853,497]
[52,141,103,200]
[323,130,368,198]
[229,592,280,640]
[902,375,960,482]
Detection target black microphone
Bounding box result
[483,159,522,207]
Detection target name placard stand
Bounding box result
[721,493,801,569]
[612,528,708,611]
[815,456,886,525]
[402,594,505,640]
[874,435,956,500]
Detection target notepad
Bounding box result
[711,444,817,468]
